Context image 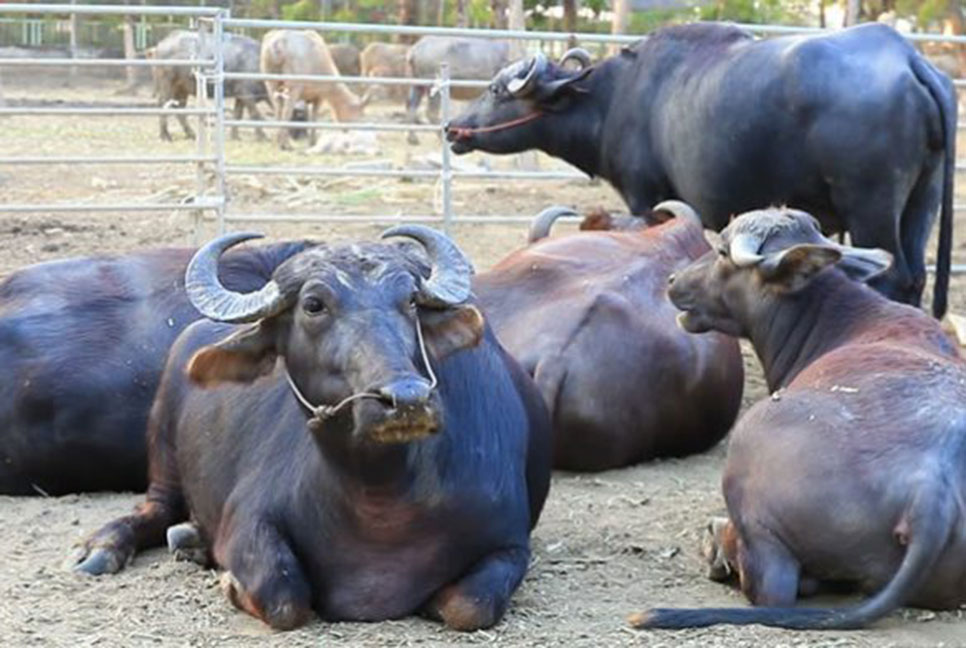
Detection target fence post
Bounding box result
[192,16,208,244]
[439,62,453,234]
[212,10,228,235]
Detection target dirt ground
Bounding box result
[2,75,966,647]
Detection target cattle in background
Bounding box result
[260,29,370,150]
[360,42,410,103]
[474,202,742,471]
[329,42,361,77]
[147,30,269,142]
[74,227,552,633]
[405,36,509,143]
[632,207,966,630]
[0,241,312,495]
[447,23,957,318]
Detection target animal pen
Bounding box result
[1,2,965,264]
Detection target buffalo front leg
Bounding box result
[230,98,243,140]
[275,88,299,151]
[422,545,530,631]
[73,483,184,575]
[246,98,268,142]
[175,96,196,140]
[216,519,313,630]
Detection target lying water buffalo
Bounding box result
[74,228,552,632]
[261,29,369,150]
[631,207,966,630]
[447,23,957,317]
[406,36,509,143]
[147,30,269,141]
[475,202,742,471]
[0,240,311,495]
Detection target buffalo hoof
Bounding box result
[220,571,311,630]
[166,522,208,565]
[406,132,419,146]
[255,131,268,143]
[72,546,129,575]
[160,132,173,143]
[425,584,501,632]
[702,516,734,582]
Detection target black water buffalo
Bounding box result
[74,227,552,632]
[446,22,957,317]
[474,201,742,471]
[148,30,270,141]
[631,207,966,630]
[0,241,311,495]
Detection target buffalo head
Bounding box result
[668,207,893,336]
[445,48,593,155]
[183,226,482,444]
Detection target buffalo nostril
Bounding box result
[668,273,676,285]
[376,379,432,409]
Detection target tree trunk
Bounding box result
[508,0,525,58]
[844,0,861,26]
[563,0,577,33]
[610,0,629,55]
[456,0,468,27]
[123,16,137,88]
[945,1,966,79]
[397,0,418,43]
[818,0,825,29]
[491,0,508,29]
[437,0,446,25]
[68,0,79,87]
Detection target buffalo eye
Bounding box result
[408,292,419,312]
[302,296,327,316]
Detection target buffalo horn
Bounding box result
[652,200,701,226]
[728,232,765,267]
[559,47,592,70]
[507,52,548,97]
[382,225,474,307]
[528,205,579,243]
[185,232,288,323]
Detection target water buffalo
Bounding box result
[446,23,957,317]
[329,42,361,77]
[360,42,410,103]
[406,36,509,143]
[74,227,552,633]
[474,202,742,471]
[631,207,966,630]
[0,240,311,495]
[147,30,269,141]
[260,29,369,150]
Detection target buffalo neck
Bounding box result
[745,271,881,391]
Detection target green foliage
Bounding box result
[629,7,697,33]
[281,0,320,22]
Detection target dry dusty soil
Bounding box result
[2,75,966,647]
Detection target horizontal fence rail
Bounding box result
[0,155,217,165]
[0,58,214,68]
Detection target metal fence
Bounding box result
[1,3,965,243]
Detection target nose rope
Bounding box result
[448,111,543,141]
[284,316,438,423]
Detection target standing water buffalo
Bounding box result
[360,42,410,103]
[0,241,311,495]
[260,29,370,150]
[632,207,966,630]
[328,42,361,77]
[474,201,742,470]
[147,30,269,141]
[74,228,552,633]
[446,23,957,317]
[406,36,509,143]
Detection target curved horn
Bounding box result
[507,52,548,97]
[559,47,592,70]
[381,225,474,307]
[728,232,765,267]
[528,205,579,243]
[651,200,701,226]
[185,232,288,323]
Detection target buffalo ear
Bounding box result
[835,246,892,284]
[534,67,592,104]
[419,304,485,361]
[187,321,279,387]
[759,243,841,292]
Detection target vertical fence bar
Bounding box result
[192,16,208,244]
[438,62,453,234]
[212,10,227,235]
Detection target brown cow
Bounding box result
[632,206,966,630]
[329,43,361,77]
[474,201,743,471]
[260,29,368,150]
[360,42,410,103]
